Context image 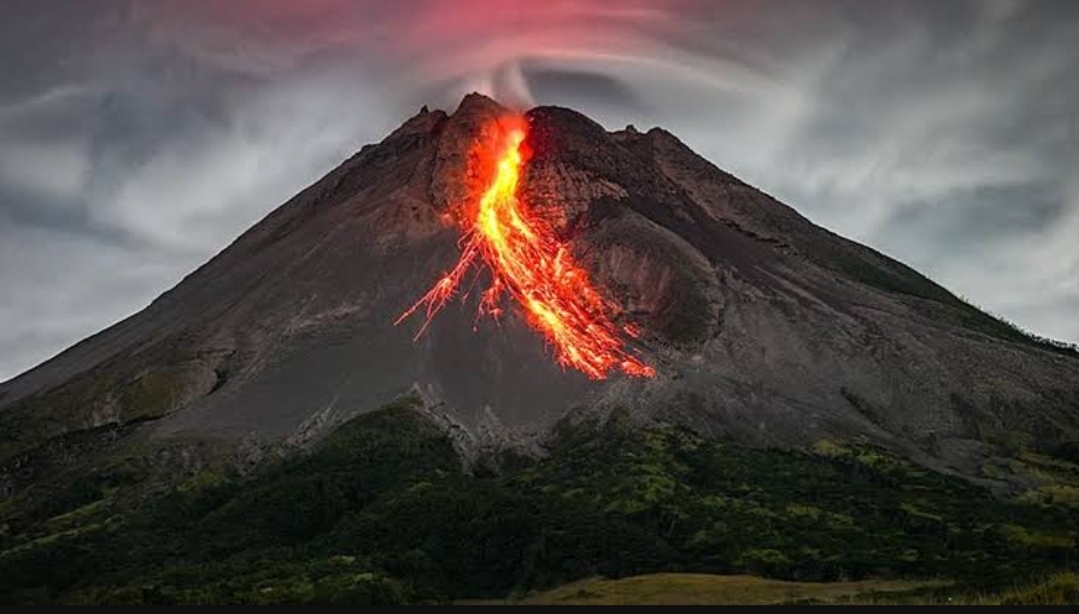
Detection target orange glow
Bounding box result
[397,117,654,380]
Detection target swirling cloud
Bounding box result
[1,0,1078,380]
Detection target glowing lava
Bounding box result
[396,116,654,380]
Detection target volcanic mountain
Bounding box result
[3,94,1079,483]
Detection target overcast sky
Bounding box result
[2,0,1078,381]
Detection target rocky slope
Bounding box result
[2,93,1078,484]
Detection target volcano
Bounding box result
[2,94,1078,481]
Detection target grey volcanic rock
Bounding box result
[2,94,1078,481]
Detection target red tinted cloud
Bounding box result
[143,0,711,104]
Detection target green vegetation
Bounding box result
[493,573,938,605]
[976,573,1079,605]
[1,400,1077,604]
[985,449,1079,511]
[506,571,1079,605]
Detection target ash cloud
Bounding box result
[2,0,1079,380]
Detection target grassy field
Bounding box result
[966,573,1079,605]
[501,574,939,605]
[481,572,1079,605]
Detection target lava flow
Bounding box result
[396,116,654,380]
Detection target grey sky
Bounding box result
[2,0,1078,381]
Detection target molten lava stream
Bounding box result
[397,116,654,380]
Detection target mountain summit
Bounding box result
[2,94,1078,481]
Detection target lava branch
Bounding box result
[396,117,655,380]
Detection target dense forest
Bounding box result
[1,398,1077,604]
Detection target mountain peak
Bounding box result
[453,91,510,118]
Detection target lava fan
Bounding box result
[396,115,654,380]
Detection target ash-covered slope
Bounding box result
[2,94,1077,478]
